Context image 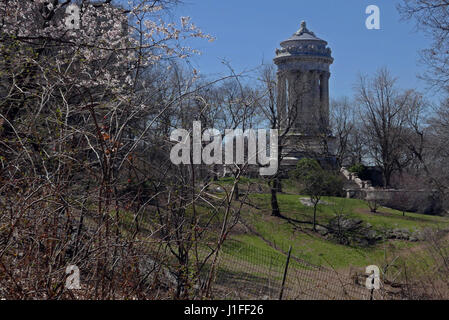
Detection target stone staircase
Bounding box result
[340,167,375,199]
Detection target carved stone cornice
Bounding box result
[274,57,332,72]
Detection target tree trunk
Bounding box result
[271,183,281,217]
[383,167,392,188]
[313,204,317,232]
[234,182,239,201]
[274,177,282,193]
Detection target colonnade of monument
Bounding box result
[276,69,330,135]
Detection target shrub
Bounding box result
[290,159,345,231]
[348,163,369,180]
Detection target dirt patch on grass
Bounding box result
[229,221,250,236]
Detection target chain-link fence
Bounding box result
[210,239,391,300]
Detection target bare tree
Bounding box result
[417,98,449,213]
[0,0,222,299]
[398,0,449,90]
[257,64,305,217]
[347,121,367,166]
[355,68,425,187]
[330,97,355,167]
[397,0,449,213]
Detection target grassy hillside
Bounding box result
[225,191,449,270]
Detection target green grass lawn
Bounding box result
[225,193,449,270]
[217,176,261,185]
[114,183,449,282]
[250,193,449,232]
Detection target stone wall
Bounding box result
[341,168,442,215]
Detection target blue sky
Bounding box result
[174,0,439,102]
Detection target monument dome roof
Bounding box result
[275,21,333,63]
[280,21,327,46]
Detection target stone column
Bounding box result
[276,72,287,130]
[297,71,309,131]
[311,70,321,134]
[287,72,296,129]
[294,71,303,132]
[320,71,330,131]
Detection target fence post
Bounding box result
[279,246,292,300]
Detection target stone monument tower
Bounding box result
[274,21,336,166]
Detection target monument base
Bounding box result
[280,133,337,173]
